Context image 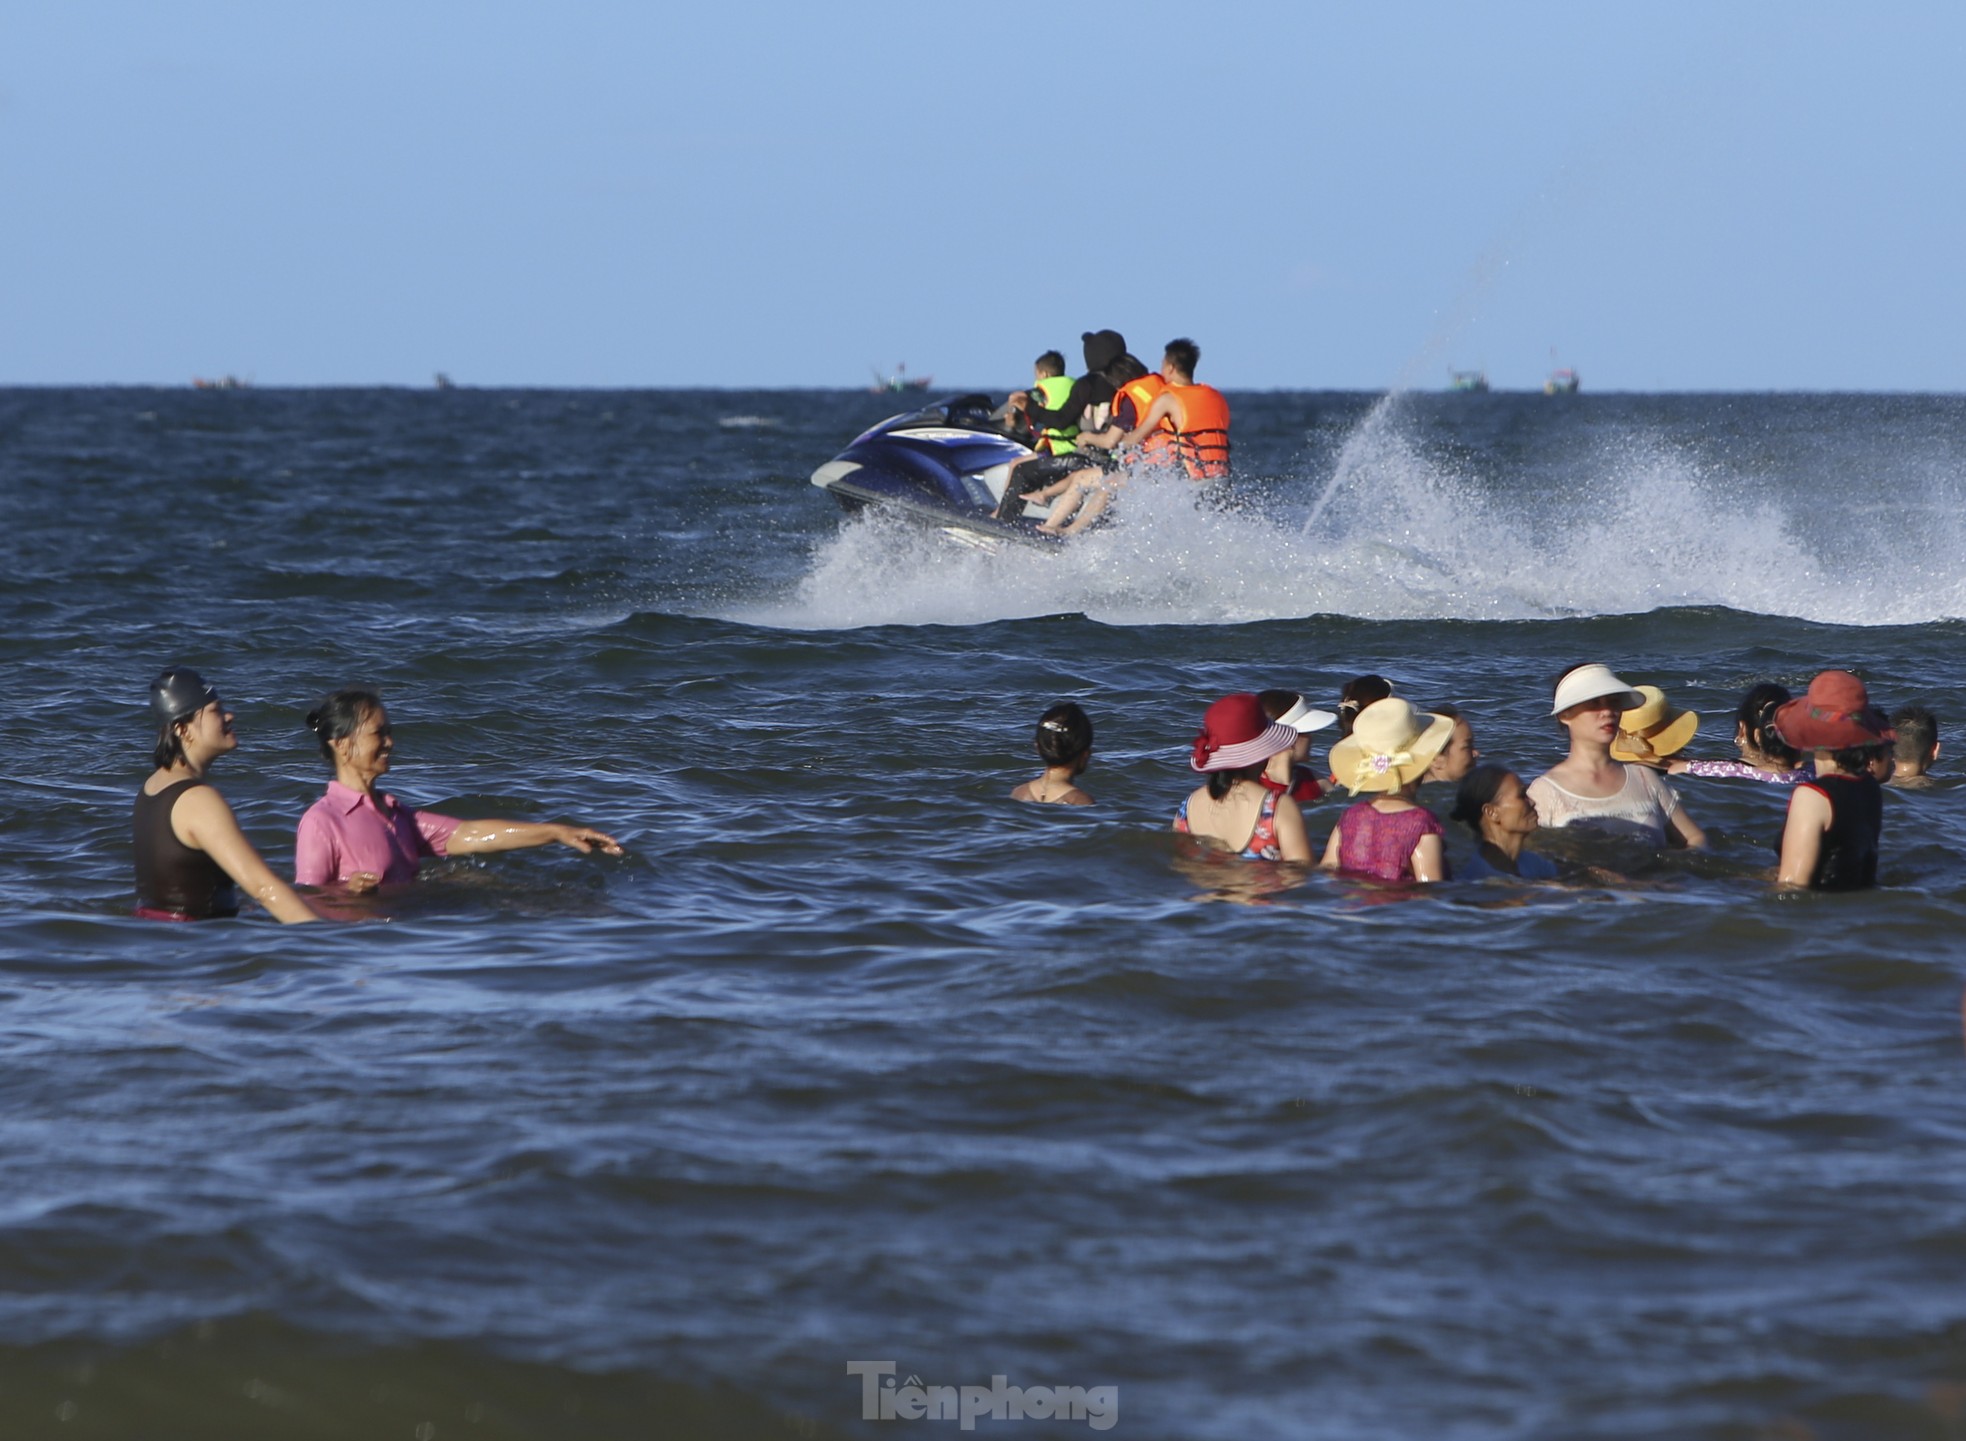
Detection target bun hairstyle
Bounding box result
[1336,675,1393,737]
[306,687,383,763]
[1450,764,1513,832]
[1034,702,1093,767]
[1736,683,1799,768]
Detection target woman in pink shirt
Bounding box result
[293,688,623,893]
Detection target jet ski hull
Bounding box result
[810,395,1067,549]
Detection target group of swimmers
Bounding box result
[992,329,1231,536]
[1014,665,1944,892]
[134,654,1942,923]
[134,667,621,924]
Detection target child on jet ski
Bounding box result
[993,329,1125,520]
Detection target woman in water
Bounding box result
[1665,683,1811,784]
[134,667,322,923]
[1773,671,1892,890]
[1010,702,1094,805]
[1423,703,1481,784]
[1527,664,1707,849]
[1320,698,1454,882]
[1450,765,1559,880]
[1173,693,1312,861]
[1257,689,1337,804]
[294,688,623,892]
[1334,675,1393,737]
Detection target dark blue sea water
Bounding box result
[1,386,1963,1440]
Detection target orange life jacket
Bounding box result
[1167,383,1231,479]
[1115,374,1175,459]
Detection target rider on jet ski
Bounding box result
[994,329,1126,520]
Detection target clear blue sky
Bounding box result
[4,3,1962,390]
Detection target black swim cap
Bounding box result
[149,666,219,725]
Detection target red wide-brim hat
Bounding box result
[1773,670,1894,751]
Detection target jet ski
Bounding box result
[809,394,1067,549]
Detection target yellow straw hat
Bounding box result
[1610,685,1700,762]
[1326,698,1455,795]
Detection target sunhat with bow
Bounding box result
[1326,698,1456,795]
[1190,693,1299,773]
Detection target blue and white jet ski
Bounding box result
[809,394,1067,549]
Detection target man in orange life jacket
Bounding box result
[993,328,1125,521]
[1038,339,1230,537]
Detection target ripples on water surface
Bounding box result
[1,387,1964,1439]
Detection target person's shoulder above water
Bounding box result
[1011,778,1093,806]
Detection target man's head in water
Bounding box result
[1891,704,1940,784]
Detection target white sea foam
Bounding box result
[746,402,1966,631]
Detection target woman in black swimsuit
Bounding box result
[133,667,320,923]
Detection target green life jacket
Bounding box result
[1033,375,1078,455]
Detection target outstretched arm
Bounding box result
[175,786,323,923]
[446,819,625,857]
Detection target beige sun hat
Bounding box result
[1610,685,1700,762]
[1326,698,1456,795]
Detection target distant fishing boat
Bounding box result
[433,372,456,390]
[191,375,251,391]
[1448,369,1489,393]
[870,363,934,395]
[1544,367,1581,395]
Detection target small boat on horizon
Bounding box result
[1544,367,1580,395]
[870,363,934,394]
[1449,369,1489,393]
[191,375,251,391]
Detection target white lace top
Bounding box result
[1527,765,1681,846]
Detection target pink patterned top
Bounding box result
[1335,801,1445,882]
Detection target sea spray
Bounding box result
[758,401,1966,629]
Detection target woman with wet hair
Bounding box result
[1011,702,1095,805]
[1450,765,1559,880]
[294,687,622,893]
[1667,682,1811,784]
[133,666,322,923]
